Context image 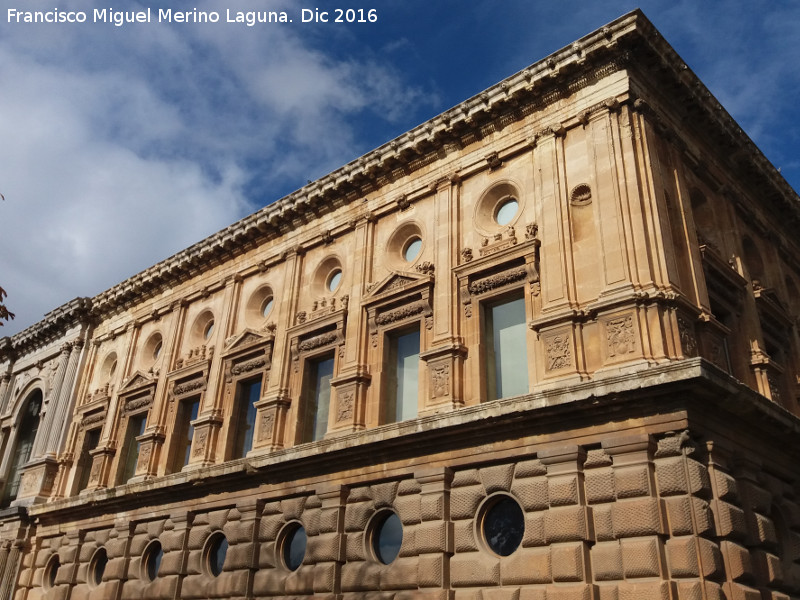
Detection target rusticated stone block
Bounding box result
[753,512,777,546]
[451,486,485,520]
[450,552,500,587]
[518,588,547,600]
[373,482,400,508]
[616,580,669,600]
[545,506,589,542]
[752,549,783,586]
[664,496,693,535]
[318,507,339,534]
[584,470,615,504]
[420,494,443,522]
[345,533,366,562]
[452,469,481,488]
[722,582,764,600]
[693,497,714,535]
[516,458,547,478]
[480,464,516,494]
[596,585,619,600]
[394,496,423,523]
[187,527,210,551]
[714,470,739,502]
[552,542,585,582]
[621,537,661,578]
[523,511,547,547]
[341,562,381,591]
[684,460,711,497]
[721,540,754,582]
[418,554,445,587]
[285,566,315,594]
[454,590,480,600]
[592,504,614,541]
[381,556,420,589]
[548,475,580,506]
[483,589,523,600]
[414,521,447,554]
[697,537,724,578]
[304,508,322,536]
[344,502,373,532]
[307,532,340,562]
[666,537,699,578]
[612,498,662,536]
[225,542,254,570]
[512,478,549,510]
[614,466,651,498]
[454,519,478,553]
[257,541,277,568]
[739,482,772,513]
[545,584,593,600]
[398,526,416,557]
[591,541,623,581]
[313,562,336,592]
[674,581,703,600]
[656,458,687,496]
[501,546,551,584]
[714,501,748,539]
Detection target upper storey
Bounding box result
[1,10,799,507]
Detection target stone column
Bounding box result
[0,373,12,414]
[30,343,71,459]
[0,538,24,600]
[46,340,84,455]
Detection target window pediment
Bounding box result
[363,271,433,304]
[118,371,156,395]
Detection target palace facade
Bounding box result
[1,10,799,600]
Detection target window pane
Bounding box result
[283,525,307,571]
[77,428,101,492]
[120,414,146,483]
[373,512,403,564]
[3,391,42,503]
[486,296,528,399]
[171,397,200,472]
[483,496,524,556]
[389,331,419,422]
[233,380,261,458]
[495,198,519,225]
[311,358,334,441]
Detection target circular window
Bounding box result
[403,237,422,262]
[203,320,215,340]
[43,554,60,591]
[369,511,403,565]
[142,540,163,583]
[88,548,108,588]
[153,340,163,360]
[279,523,307,571]
[479,495,525,557]
[495,197,519,226]
[261,297,274,318]
[327,269,342,292]
[205,533,228,577]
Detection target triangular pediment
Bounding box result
[223,329,269,354]
[119,371,154,394]
[364,271,430,300]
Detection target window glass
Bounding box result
[171,397,200,472]
[485,296,528,400]
[372,512,403,564]
[89,548,108,587]
[119,414,147,483]
[233,379,261,458]
[403,237,422,262]
[262,297,274,317]
[3,391,42,504]
[76,428,101,492]
[44,555,60,590]
[204,320,215,339]
[144,541,163,582]
[327,269,342,292]
[495,198,519,225]
[482,496,524,556]
[282,524,306,571]
[207,535,228,577]
[304,357,334,442]
[387,330,420,423]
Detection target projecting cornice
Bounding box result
[11,10,799,345]
[2,297,91,358]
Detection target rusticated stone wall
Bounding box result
[13,425,800,600]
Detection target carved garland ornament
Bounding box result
[173,380,204,396]
[337,391,355,422]
[545,333,572,371]
[258,413,275,441]
[606,315,635,357]
[375,302,425,326]
[431,364,450,398]
[231,357,266,377]
[298,332,338,353]
[468,267,527,296]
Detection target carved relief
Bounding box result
[415,261,435,275]
[606,315,635,357]
[19,471,39,496]
[337,391,354,422]
[259,413,275,441]
[230,358,266,377]
[431,364,450,398]
[768,374,782,403]
[136,444,152,472]
[89,458,103,484]
[176,345,214,369]
[124,395,153,414]
[81,412,106,428]
[375,302,424,326]
[298,332,338,353]
[545,333,572,371]
[461,248,473,263]
[469,267,527,296]
[479,226,519,257]
[192,430,208,458]
[677,315,697,357]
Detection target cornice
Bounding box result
[2,297,91,359]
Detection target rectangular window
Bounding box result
[386,330,420,423]
[485,295,529,400]
[170,396,200,472]
[232,379,261,458]
[76,428,101,492]
[119,413,147,483]
[301,356,334,442]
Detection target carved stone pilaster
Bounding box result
[419,344,467,415]
[184,411,224,469]
[328,368,372,435]
[252,391,291,452]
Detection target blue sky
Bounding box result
[1,0,799,336]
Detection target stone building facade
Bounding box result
[1,10,799,600]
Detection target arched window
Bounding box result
[2,390,43,505]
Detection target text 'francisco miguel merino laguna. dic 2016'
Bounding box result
[2,8,362,27]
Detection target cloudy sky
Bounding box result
[1,0,799,336]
